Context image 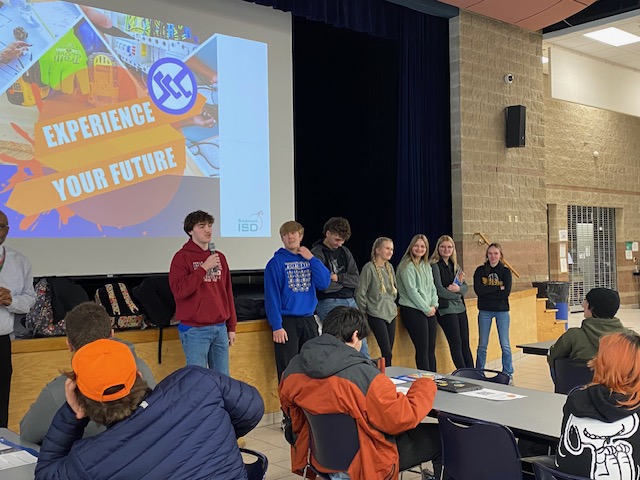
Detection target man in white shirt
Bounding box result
[0,210,35,427]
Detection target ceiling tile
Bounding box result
[438,0,595,30]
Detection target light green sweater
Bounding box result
[355,262,398,323]
[397,260,438,313]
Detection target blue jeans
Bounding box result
[316,297,369,358]
[316,297,358,321]
[476,310,513,376]
[179,324,229,376]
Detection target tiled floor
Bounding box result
[245,308,640,479]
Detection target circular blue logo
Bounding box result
[147,58,197,115]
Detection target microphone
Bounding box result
[208,242,220,272]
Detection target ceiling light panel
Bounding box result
[584,27,640,46]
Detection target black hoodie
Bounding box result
[310,239,359,300]
[556,384,640,479]
[473,261,512,311]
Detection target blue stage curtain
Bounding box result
[243,0,452,262]
[290,17,400,268]
[394,8,451,255]
[247,0,398,37]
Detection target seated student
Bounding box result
[35,339,264,480]
[556,332,640,479]
[547,287,627,376]
[20,302,156,445]
[279,306,441,480]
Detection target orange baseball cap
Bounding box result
[72,339,137,402]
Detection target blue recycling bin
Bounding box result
[555,302,569,329]
[545,282,570,327]
[532,281,570,329]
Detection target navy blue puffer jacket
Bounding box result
[35,366,264,480]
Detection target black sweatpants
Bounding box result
[368,315,396,367]
[436,310,474,369]
[401,306,437,371]
[0,335,11,428]
[274,315,318,379]
[397,423,442,476]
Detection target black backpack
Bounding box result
[49,277,89,323]
[95,283,145,330]
[234,297,266,321]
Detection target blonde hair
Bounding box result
[590,332,640,409]
[429,235,459,270]
[371,237,392,261]
[370,237,397,296]
[399,234,430,271]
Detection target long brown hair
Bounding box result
[590,332,640,409]
[483,242,504,274]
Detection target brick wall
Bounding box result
[452,11,640,306]
[544,75,640,306]
[450,12,547,291]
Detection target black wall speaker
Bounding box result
[505,105,526,148]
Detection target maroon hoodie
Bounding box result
[169,239,237,331]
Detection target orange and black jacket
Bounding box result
[279,334,436,480]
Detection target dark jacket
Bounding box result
[556,384,640,479]
[35,366,264,480]
[310,240,359,300]
[20,338,156,445]
[473,261,512,311]
[547,317,629,368]
[431,259,468,316]
[279,334,436,479]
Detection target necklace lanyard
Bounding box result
[0,247,6,274]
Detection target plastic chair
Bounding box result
[553,358,593,394]
[241,448,269,480]
[451,367,511,385]
[438,411,523,480]
[301,411,360,479]
[131,276,176,363]
[533,460,591,480]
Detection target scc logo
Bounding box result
[147,58,197,115]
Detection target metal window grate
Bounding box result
[567,206,617,309]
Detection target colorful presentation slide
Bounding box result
[0,0,271,238]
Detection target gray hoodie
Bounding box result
[19,337,156,445]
